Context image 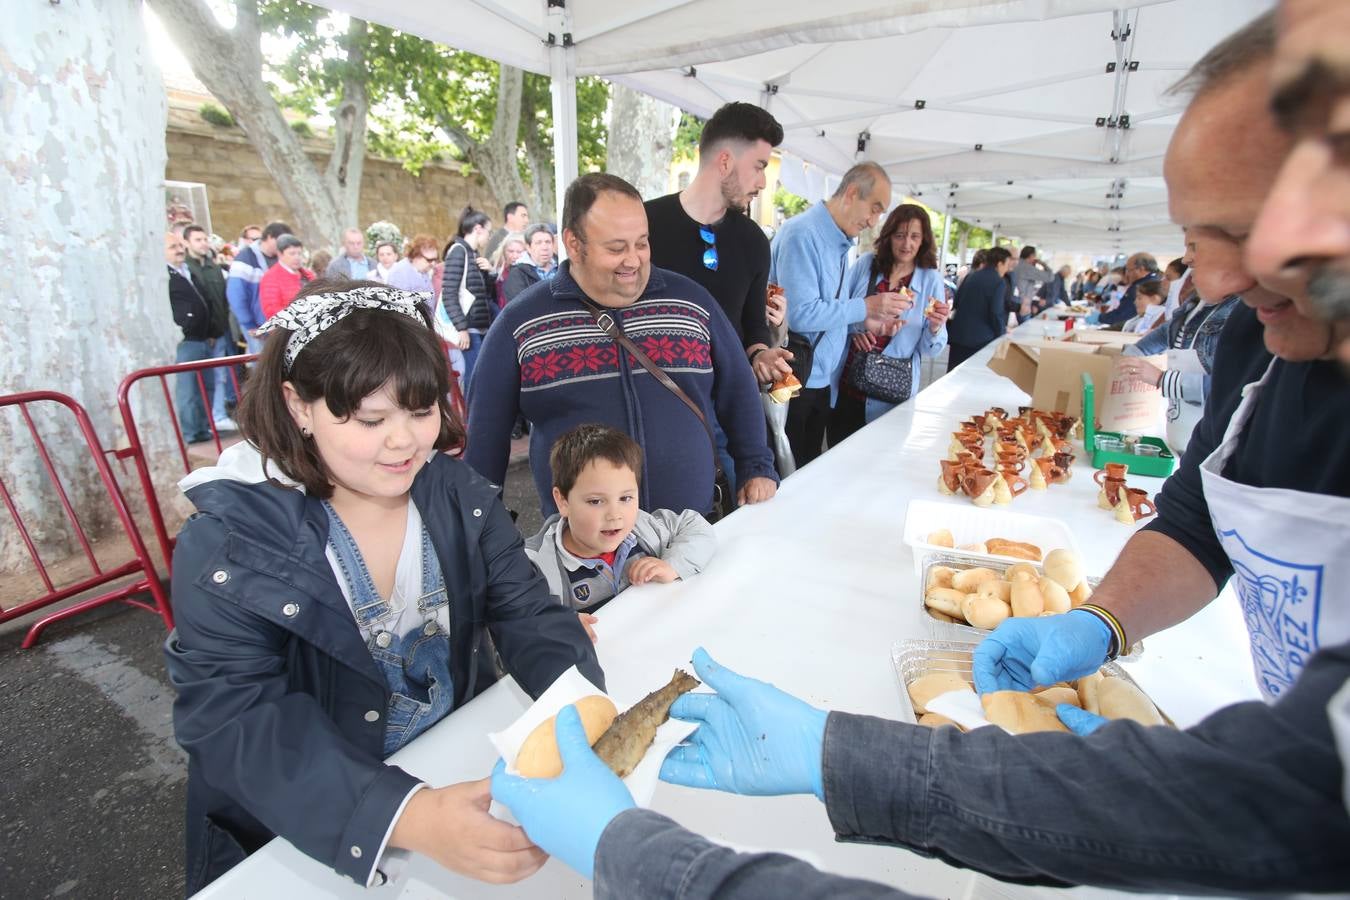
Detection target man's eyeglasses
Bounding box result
[422,255,438,263]
[699,226,718,271]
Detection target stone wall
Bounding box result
[164,99,500,250]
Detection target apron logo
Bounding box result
[1218,528,1323,698]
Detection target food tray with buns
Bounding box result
[917,551,1140,659]
[902,499,1079,576]
[891,638,1165,727]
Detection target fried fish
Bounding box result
[594,669,700,778]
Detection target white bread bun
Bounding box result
[1010,579,1045,617]
[927,528,956,548]
[908,672,973,714]
[1099,677,1165,726]
[981,691,1069,734]
[1043,549,1084,592]
[924,587,968,619]
[1037,576,1072,614]
[515,695,618,778]
[952,567,1000,592]
[963,592,1012,630]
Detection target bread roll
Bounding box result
[1068,579,1093,607]
[927,528,955,548]
[963,592,1012,630]
[515,695,619,777]
[975,579,1013,603]
[924,587,968,618]
[1005,563,1040,584]
[981,691,1069,734]
[926,609,961,624]
[1076,670,1103,715]
[1043,549,1084,592]
[1033,686,1080,708]
[908,672,973,714]
[1099,677,1165,726]
[926,565,956,590]
[1010,579,1045,617]
[918,712,962,730]
[952,567,1000,592]
[985,538,1042,561]
[1038,576,1072,614]
[958,541,989,554]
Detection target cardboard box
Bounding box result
[987,339,1117,420]
[1068,330,1144,347]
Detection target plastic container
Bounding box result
[916,551,1133,655]
[902,499,1078,576]
[1081,372,1176,477]
[891,638,1161,725]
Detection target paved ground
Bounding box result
[0,453,543,899]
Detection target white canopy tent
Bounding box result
[315,0,1273,255]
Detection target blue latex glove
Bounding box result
[1057,703,1108,735]
[490,704,635,880]
[658,647,829,800]
[972,610,1112,694]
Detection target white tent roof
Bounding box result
[317,0,1274,254]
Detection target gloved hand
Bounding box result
[490,704,635,879]
[972,610,1112,694]
[658,647,829,800]
[1056,704,1108,736]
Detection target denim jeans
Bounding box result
[207,338,236,422]
[323,502,454,757]
[175,339,218,442]
[460,331,484,396]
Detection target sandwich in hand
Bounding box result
[768,372,802,404]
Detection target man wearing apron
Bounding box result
[975,11,1350,705]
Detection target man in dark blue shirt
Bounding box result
[945,247,1013,369]
[1099,252,1161,328]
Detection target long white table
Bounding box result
[198,319,1259,899]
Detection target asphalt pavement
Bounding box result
[0,456,543,899]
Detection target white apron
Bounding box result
[1199,359,1350,700]
[1165,346,1205,456]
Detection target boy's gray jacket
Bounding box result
[524,509,715,605]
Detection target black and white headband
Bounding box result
[255,286,429,372]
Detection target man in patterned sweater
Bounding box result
[466,174,779,517]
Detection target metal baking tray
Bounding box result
[891,637,1161,726]
[917,550,1140,660]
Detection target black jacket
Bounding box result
[439,238,496,331]
[503,260,544,303]
[164,451,603,893]
[946,267,1007,349]
[169,266,220,341]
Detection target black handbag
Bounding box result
[846,350,915,404]
[784,258,847,388]
[577,298,734,522]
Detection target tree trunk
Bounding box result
[326,17,370,234]
[956,224,971,264]
[439,65,536,227]
[1,0,178,575]
[606,84,677,201]
[147,0,351,249]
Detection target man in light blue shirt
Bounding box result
[324,228,375,281]
[769,161,906,466]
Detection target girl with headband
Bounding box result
[164,278,604,893]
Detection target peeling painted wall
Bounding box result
[1,1,178,577]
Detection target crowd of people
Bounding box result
[159,2,1350,897]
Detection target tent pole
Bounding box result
[548,1,579,236]
[939,196,953,268]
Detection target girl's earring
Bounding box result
[301,426,312,438]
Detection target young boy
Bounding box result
[524,424,716,641]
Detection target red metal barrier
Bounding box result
[117,351,467,573]
[115,353,254,572]
[0,391,173,648]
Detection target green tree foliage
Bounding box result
[198,102,234,127]
[672,112,704,161]
[773,185,810,219]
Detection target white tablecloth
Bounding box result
[196,320,1259,899]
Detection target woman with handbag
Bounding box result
[440,207,497,392]
[833,204,950,438]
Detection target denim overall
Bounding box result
[324,502,454,756]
